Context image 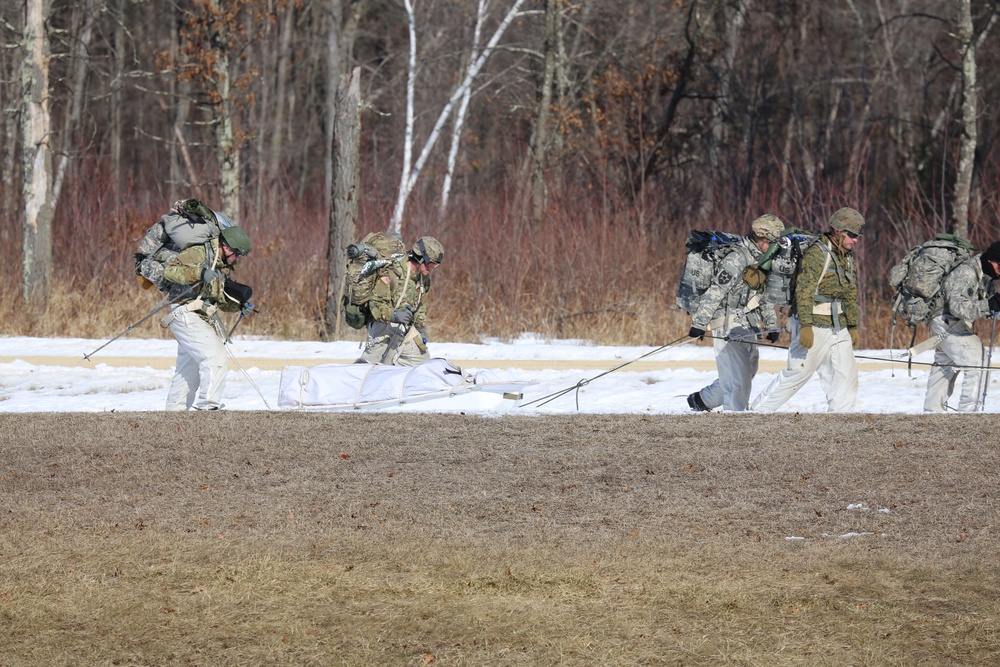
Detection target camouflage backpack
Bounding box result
[676,230,746,314]
[757,227,821,308]
[889,233,975,327]
[342,231,407,329]
[134,199,225,291]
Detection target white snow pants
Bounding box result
[923,314,985,412]
[752,317,857,412]
[698,326,760,411]
[165,307,228,411]
[357,321,429,367]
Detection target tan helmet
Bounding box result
[411,236,444,264]
[750,214,785,241]
[829,207,865,235]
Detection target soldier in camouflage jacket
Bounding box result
[358,236,444,366]
[686,215,783,412]
[752,207,863,412]
[162,224,252,410]
[924,243,1000,412]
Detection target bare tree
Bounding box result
[324,67,361,339]
[389,0,529,235]
[21,0,54,304]
[952,0,976,239]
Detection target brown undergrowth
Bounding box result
[1,412,998,666]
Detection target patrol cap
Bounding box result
[220,225,251,256]
[750,214,785,241]
[411,236,444,264]
[829,207,865,235]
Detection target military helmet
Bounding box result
[750,214,785,241]
[411,236,444,265]
[220,225,251,256]
[829,207,865,235]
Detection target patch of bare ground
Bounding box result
[1,412,998,666]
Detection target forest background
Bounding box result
[2,0,1000,349]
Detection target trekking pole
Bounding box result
[520,333,692,410]
[226,303,258,341]
[980,315,997,411]
[82,283,198,361]
[381,303,421,364]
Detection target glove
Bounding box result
[391,307,413,326]
[766,331,780,343]
[988,294,1000,313]
[798,325,814,349]
[201,267,221,284]
[416,326,428,344]
[688,326,705,340]
[849,327,859,349]
[241,301,254,317]
[742,265,766,289]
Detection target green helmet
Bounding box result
[750,214,785,241]
[411,236,444,265]
[220,225,251,256]
[829,207,865,235]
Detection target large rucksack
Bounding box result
[676,230,746,315]
[341,231,407,329]
[134,199,224,291]
[758,227,820,308]
[889,233,975,327]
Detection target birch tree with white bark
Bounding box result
[389,0,530,235]
[21,0,54,304]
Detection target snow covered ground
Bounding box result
[0,333,992,413]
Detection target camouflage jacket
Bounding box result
[793,233,858,328]
[691,236,776,334]
[942,255,992,324]
[367,261,430,329]
[163,241,241,313]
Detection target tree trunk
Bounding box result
[530,0,557,227]
[323,0,344,207]
[953,0,976,240]
[21,0,55,305]
[52,0,95,208]
[209,0,240,222]
[111,0,124,201]
[323,67,361,340]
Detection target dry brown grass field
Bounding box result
[2,412,998,666]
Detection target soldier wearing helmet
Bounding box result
[685,214,782,412]
[160,202,254,410]
[752,207,864,413]
[358,236,445,366]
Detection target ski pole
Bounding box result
[981,315,997,411]
[81,284,198,361]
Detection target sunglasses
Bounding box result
[845,231,860,239]
[223,243,248,258]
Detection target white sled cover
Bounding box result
[278,358,527,410]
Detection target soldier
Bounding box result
[162,222,253,410]
[686,214,783,412]
[358,236,444,366]
[752,207,864,412]
[924,241,1000,412]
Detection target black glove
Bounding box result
[391,307,414,326]
[201,267,221,284]
[989,294,1000,313]
[688,326,705,340]
[766,331,780,343]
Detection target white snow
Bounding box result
[0,333,993,414]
